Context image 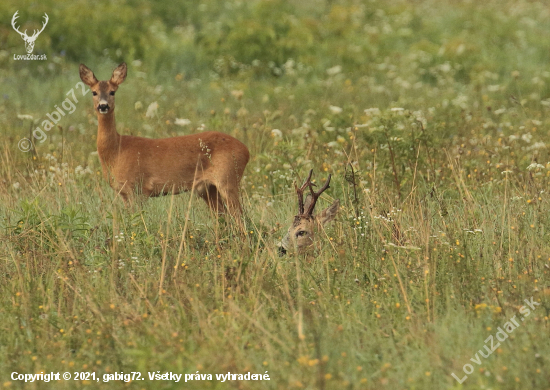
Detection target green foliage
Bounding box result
[8,200,91,253]
[2,0,550,389]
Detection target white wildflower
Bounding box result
[271,129,283,138]
[174,118,191,126]
[17,114,34,121]
[439,62,452,73]
[323,120,335,132]
[145,102,158,118]
[283,59,296,75]
[527,162,544,171]
[528,141,546,150]
[521,133,533,143]
[326,65,342,76]
[364,108,381,116]
[329,105,343,114]
[452,95,468,109]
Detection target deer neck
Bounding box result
[96,111,121,165]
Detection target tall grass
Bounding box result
[1,0,550,389]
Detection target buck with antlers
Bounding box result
[11,11,49,54]
[279,170,340,255]
[79,63,249,219]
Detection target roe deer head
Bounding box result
[79,63,250,220]
[279,170,339,255]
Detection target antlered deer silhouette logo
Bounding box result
[11,11,48,54]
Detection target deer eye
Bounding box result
[92,91,97,96]
[296,230,307,237]
[110,91,115,96]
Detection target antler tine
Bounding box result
[302,169,314,190]
[295,169,313,215]
[305,174,332,216]
[11,11,26,38]
[31,13,48,39]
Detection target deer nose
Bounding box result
[98,103,110,114]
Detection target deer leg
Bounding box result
[218,185,243,220]
[119,192,130,206]
[217,185,246,237]
[117,177,149,208]
[119,190,147,210]
[198,183,226,215]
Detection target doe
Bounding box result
[79,63,250,219]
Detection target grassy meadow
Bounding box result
[1,0,550,388]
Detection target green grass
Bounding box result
[1,0,550,389]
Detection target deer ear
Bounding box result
[318,199,340,226]
[79,64,98,87]
[110,63,127,86]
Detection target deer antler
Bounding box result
[305,173,332,216]
[294,169,313,215]
[30,13,48,39]
[11,11,27,39]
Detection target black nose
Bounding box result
[278,246,287,257]
[98,104,109,111]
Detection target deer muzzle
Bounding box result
[278,234,290,256]
[98,103,110,114]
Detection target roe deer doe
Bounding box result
[279,170,340,255]
[79,63,250,218]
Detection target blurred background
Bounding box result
[2,0,550,186]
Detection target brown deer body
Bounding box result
[279,170,339,255]
[80,63,249,218]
